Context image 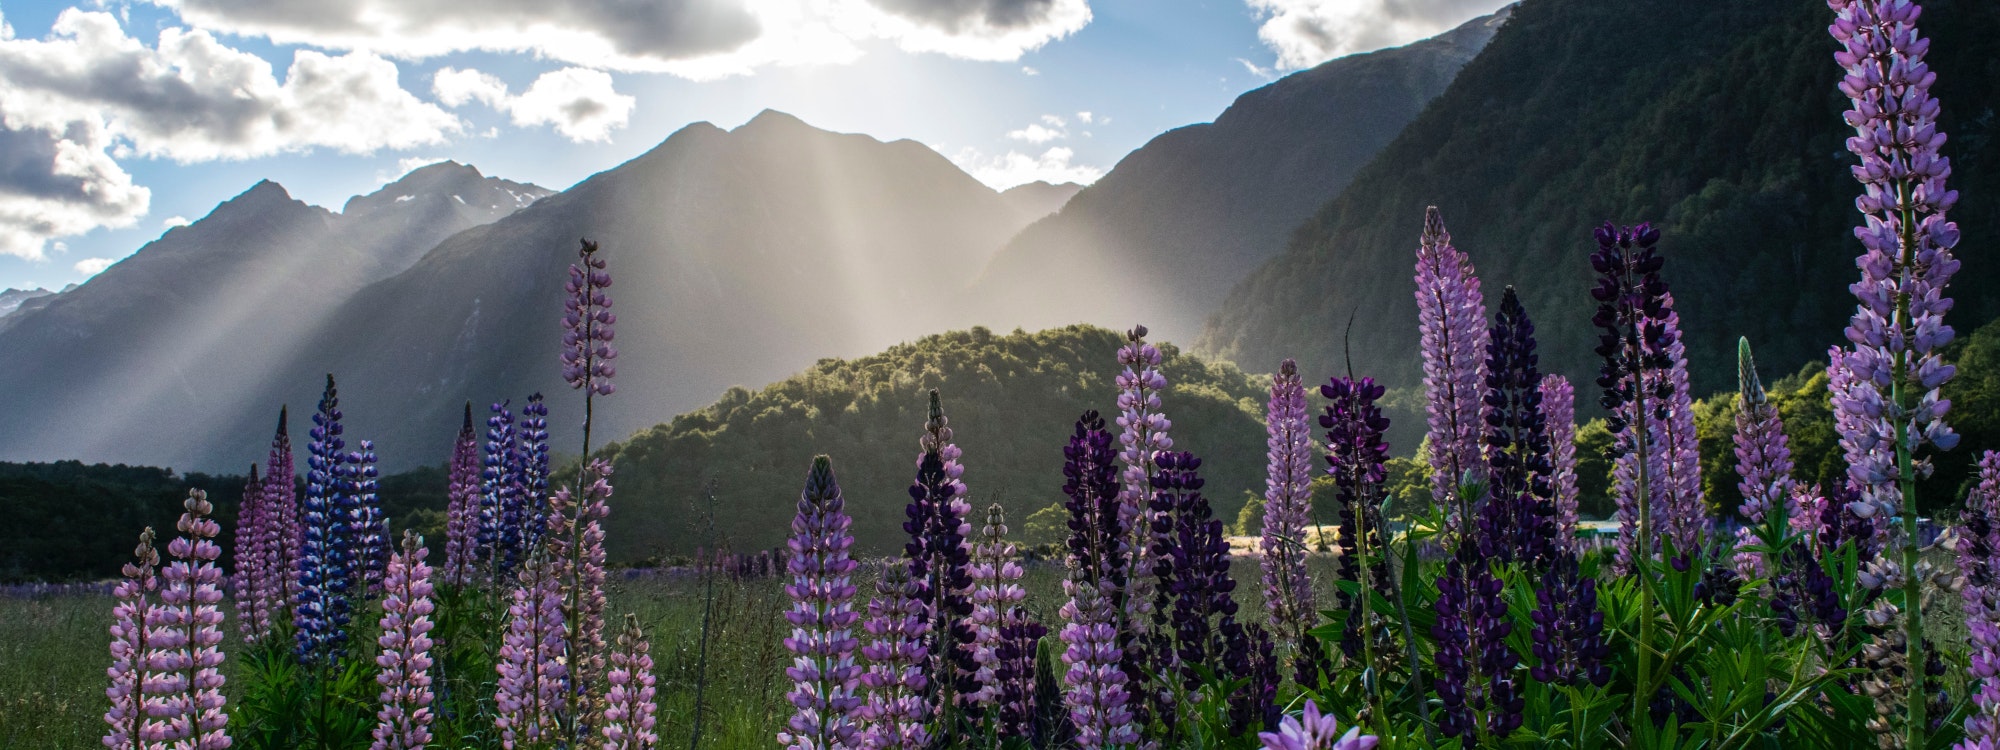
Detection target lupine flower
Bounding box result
[1958,453,2000,745]
[518,393,552,552]
[1529,552,1610,687]
[1222,620,1281,734]
[104,528,162,750]
[562,238,617,397]
[548,460,613,738]
[1591,223,1683,571]
[495,553,566,747]
[1321,376,1394,661]
[443,403,481,586]
[1058,411,1139,749]
[374,531,436,750]
[904,389,977,711]
[482,401,523,578]
[993,607,1046,739]
[1540,375,1581,553]
[602,614,658,750]
[350,440,388,597]
[1432,540,1521,740]
[1414,206,1490,530]
[1734,338,1796,526]
[1478,287,1557,568]
[781,456,862,750]
[1147,451,1239,687]
[296,375,355,666]
[264,407,302,613]
[969,504,1027,709]
[1257,699,1380,750]
[161,489,230,749]
[1114,325,1170,644]
[859,561,931,750]
[1619,301,1707,561]
[232,465,270,642]
[1260,359,1318,679]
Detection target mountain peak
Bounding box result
[737,109,810,134]
[341,160,550,219]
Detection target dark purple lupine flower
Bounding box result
[1320,376,1394,661]
[780,456,862,749]
[482,400,523,578]
[1540,375,1581,554]
[994,607,1047,740]
[443,403,481,586]
[1528,552,1610,687]
[518,393,552,552]
[1477,287,1557,569]
[1431,541,1520,740]
[1146,451,1238,692]
[296,374,356,666]
[1590,222,1680,571]
[1414,206,1490,533]
[1261,359,1318,678]
[904,389,978,713]
[1057,411,1139,749]
[1221,619,1280,735]
[350,439,388,598]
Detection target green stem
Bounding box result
[1893,186,1927,750]
[1630,336,1656,727]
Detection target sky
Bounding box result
[0,0,1511,292]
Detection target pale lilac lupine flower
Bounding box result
[373,531,436,750]
[232,466,270,643]
[104,528,162,750]
[495,554,566,748]
[781,456,862,750]
[859,561,931,750]
[443,403,481,586]
[160,489,230,749]
[968,504,1026,709]
[562,239,617,398]
[1414,206,1489,530]
[1540,375,1580,553]
[1958,452,2000,746]
[1734,339,1796,525]
[548,462,613,738]
[1113,325,1169,696]
[1611,300,1707,565]
[1261,359,1316,658]
[1060,584,1139,750]
[602,614,658,750]
[1257,699,1379,750]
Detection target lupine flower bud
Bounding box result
[561,239,617,397]
[1414,207,1490,532]
[602,614,658,750]
[780,456,862,750]
[1261,359,1318,681]
[373,531,436,750]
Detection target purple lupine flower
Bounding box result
[1734,338,1796,526]
[1431,541,1521,740]
[350,440,388,597]
[373,531,436,750]
[517,394,552,553]
[1058,411,1138,749]
[1114,325,1170,644]
[1147,451,1239,688]
[103,528,162,750]
[296,375,356,666]
[969,503,1026,709]
[859,561,931,750]
[547,461,613,739]
[264,407,302,614]
[1222,620,1281,734]
[993,607,1046,739]
[162,489,230,749]
[1321,376,1394,661]
[562,238,617,398]
[1958,453,2000,745]
[904,389,977,712]
[1540,375,1581,553]
[482,400,523,579]
[1257,699,1380,750]
[495,553,566,747]
[602,614,658,750]
[1591,223,1682,571]
[1477,287,1557,568]
[1260,359,1317,675]
[443,403,481,586]
[1414,206,1490,531]
[781,456,862,750]
[1529,552,1611,688]
[1650,302,1708,558]
[232,465,270,643]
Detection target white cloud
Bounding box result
[1021,65,1039,75]
[0,123,150,260]
[162,216,190,228]
[1244,0,1509,69]
[149,0,1091,80]
[73,257,117,275]
[433,67,636,143]
[1007,123,1064,144]
[1075,111,1093,124]
[950,145,1103,191]
[397,156,448,175]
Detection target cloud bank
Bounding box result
[1245,0,1510,69]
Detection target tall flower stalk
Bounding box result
[1414,206,1490,534]
[1477,288,1557,569]
[233,465,272,642]
[296,375,355,669]
[103,528,161,750]
[1540,376,1580,553]
[351,439,388,597]
[162,489,231,749]
[495,553,565,746]
[860,561,931,749]
[1321,376,1394,679]
[1114,325,1171,663]
[602,614,658,750]
[904,389,976,717]
[1960,452,2000,746]
[1828,3,1962,744]
[969,503,1027,710]
[1261,359,1317,680]
[518,393,552,553]
[1735,338,1798,579]
[374,531,437,750]
[562,238,616,460]
[549,461,613,740]
[1058,411,1139,749]
[781,456,862,749]
[444,403,481,586]
[266,406,302,614]
[482,401,523,579]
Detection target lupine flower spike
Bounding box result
[1148,450,1276,733]
[1261,359,1318,681]
[780,456,862,750]
[351,439,388,597]
[1321,376,1395,665]
[969,503,1027,709]
[374,531,436,750]
[993,607,1046,739]
[1733,338,1797,578]
[162,489,231,749]
[859,560,930,749]
[232,465,271,642]
[1115,325,1170,647]
[549,460,613,738]
[1057,411,1139,749]
[563,238,616,467]
[482,401,522,579]
[443,403,481,586]
[297,375,355,667]
[1540,375,1581,554]
[1591,223,1674,572]
[603,614,659,750]
[1413,206,1489,535]
[904,389,977,713]
[265,407,302,613]
[103,527,161,750]
[1257,699,1380,750]
[495,552,565,747]
[1957,452,2000,747]
[1477,287,1557,569]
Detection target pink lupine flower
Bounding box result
[104,528,163,750]
[373,531,436,750]
[1113,325,1169,704]
[968,503,1026,709]
[232,466,270,643]
[264,407,302,610]
[1413,206,1489,532]
[443,403,482,586]
[547,461,613,738]
[1261,360,1317,667]
[602,614,658,750]
[158,489,230,749]
[495,554,567,748]
[1540,375,1580,553]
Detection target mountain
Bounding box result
[0,287,50,320]
[965,7,1511,343]
[1197,0,2000,406]
[998,181,1084,222]
[0,163,550,467]
[220,111,1060,474]
[600,325,1269,560]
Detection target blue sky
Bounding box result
[0,0,1509,291]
